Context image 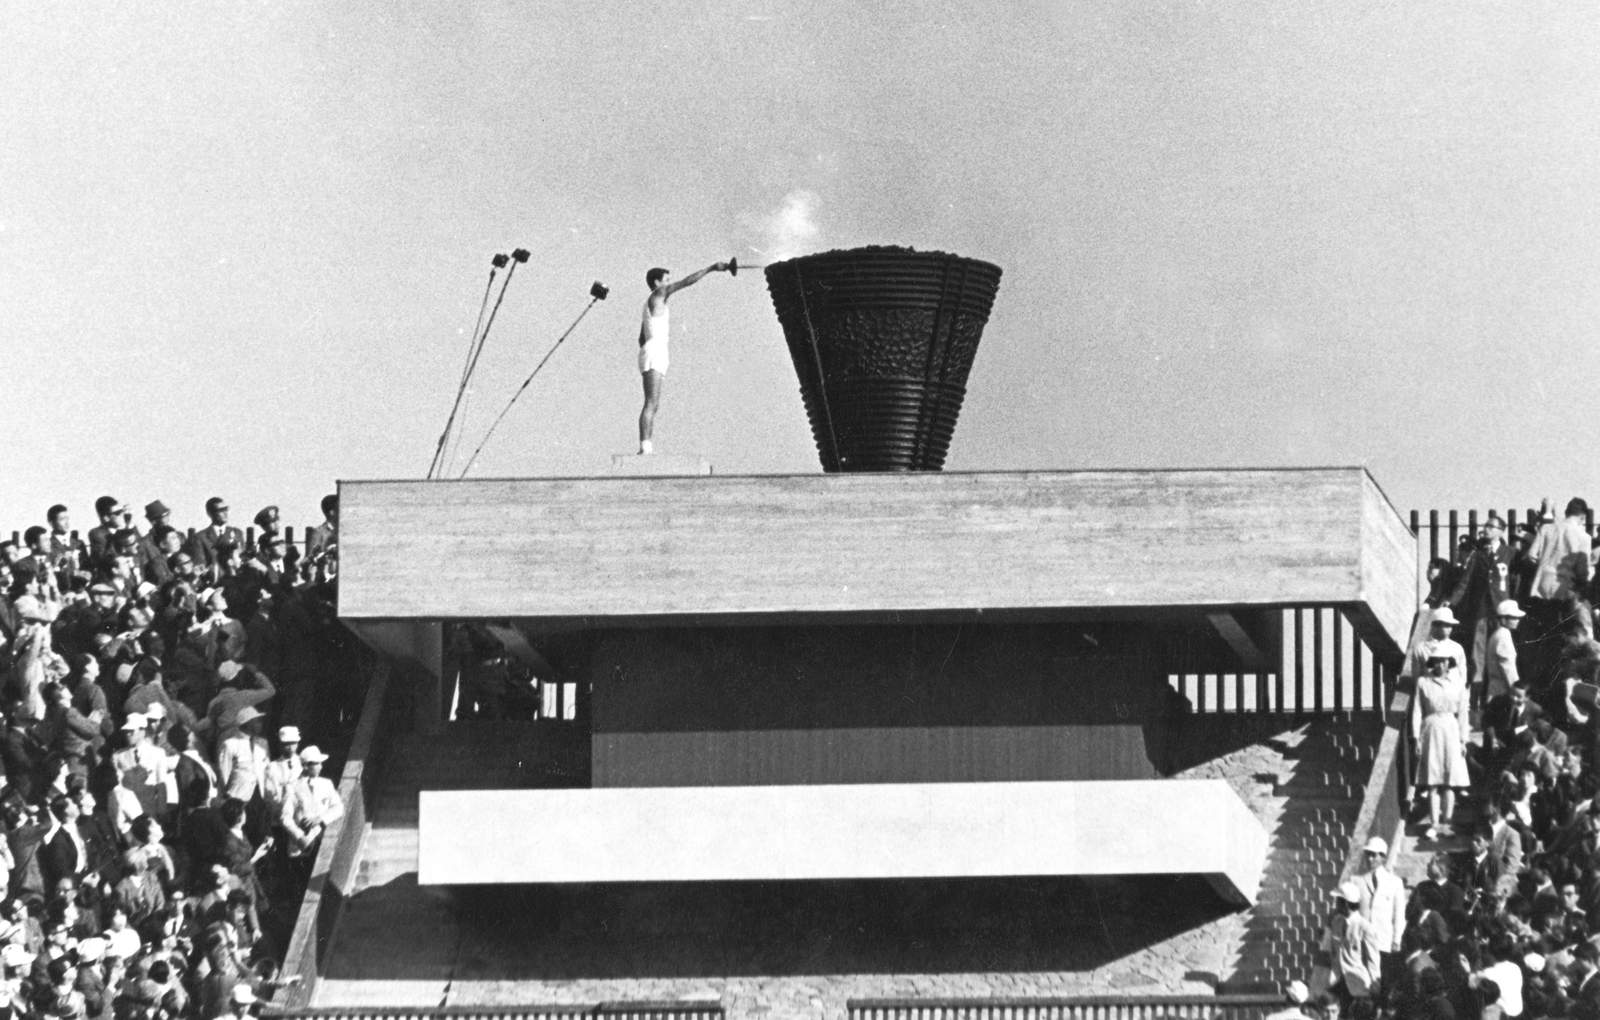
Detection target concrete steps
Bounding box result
[1224,713,1384,991]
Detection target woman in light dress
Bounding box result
[1415,653,1471,840]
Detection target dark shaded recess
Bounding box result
[325,874,1233,982]
[764,247,1002,472]
[586,620,1226,731]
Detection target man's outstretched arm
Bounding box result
[662,261,729,297]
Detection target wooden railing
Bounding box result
[1409,506,1595,565]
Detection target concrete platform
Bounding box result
[338,468,1416,659]
[418,779,1268,905]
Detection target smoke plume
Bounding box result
[742,190,821,262]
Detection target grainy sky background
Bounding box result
[3,1,1597,534]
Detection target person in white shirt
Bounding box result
[1356,836,1407,996]
[280,746,343,862]
[260,725,302,825]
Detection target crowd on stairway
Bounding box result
[1304,498,1600,1020]
[0,493,356,1019]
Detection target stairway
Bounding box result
[1225,712,1383,991]
[313,721,589,1005]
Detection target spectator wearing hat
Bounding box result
[203,662,276,739]
[184,498,244,574]
[260,727,300,828]
[279,745,340,863]
[84,498,127,573]
[1451,514,1523,703]
[111,711,170,824]
[51,585,118,661]
[1265,980,1313,1020]
[1412,641,1472,842]
[252,506,281,542]
[137,501,172,574]
[1356,836,1408,995]
[216,708,270,835]
[1484,599,1526,704]
[1321,878,1382,1008]
[1408,606,1474,738]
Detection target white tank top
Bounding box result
[640,299,668,345]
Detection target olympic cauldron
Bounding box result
[763,246,1003,472]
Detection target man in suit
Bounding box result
[138,500,173,577]
[1356,836,1407,1004]
[1451,514,1523,702]
[1472,802,1523,905]
[85,496,127,570]
[184,497,244,571]
[45,505,84,587]
[1570,940,1600,1020]
[1482,680,1543,779]
[37,796,85,893]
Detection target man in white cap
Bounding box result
[112,711,171,822]
[280,746,342,867]
[261,726,301,826]
[1356,836,1407,1002]
[1404,607,1470,734]
[1321,878,1381,1007]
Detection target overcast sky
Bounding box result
[3,1,1597,535]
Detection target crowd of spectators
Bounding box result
[1309,497,1600,1020]
[0,493,354,1019]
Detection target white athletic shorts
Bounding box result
[638,338,669,375]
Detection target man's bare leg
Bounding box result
[639,370,664,454]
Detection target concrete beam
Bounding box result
[338,469,1416,659]
[418,779,1268,906]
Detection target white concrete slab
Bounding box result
[417,778,1267,905]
